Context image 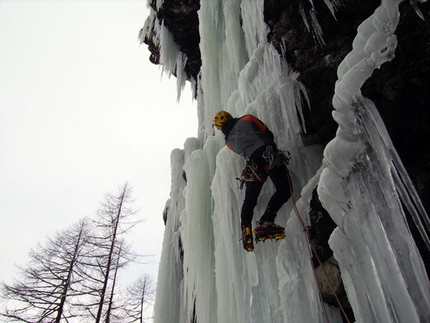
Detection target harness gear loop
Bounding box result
[262,145,275,166]
[262,145,291,170]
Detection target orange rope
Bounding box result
[286,170,352,323]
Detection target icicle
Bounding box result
[175,52,188,102]
[323,0,337,19]
[299,2,311,33]
[310,8,326,47]
[410,0,427,20]
[240,0,269,58]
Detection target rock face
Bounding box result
[264,0,430,275]
[144,0,429,319]
[144,0,201,81]
[266,0,383,146]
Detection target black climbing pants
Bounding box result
[240,151,292,227]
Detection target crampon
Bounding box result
[253,222,286,243]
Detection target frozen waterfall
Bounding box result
[148,1,430,322]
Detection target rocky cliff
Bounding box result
[143,1,429,319]
[144,0,429,259]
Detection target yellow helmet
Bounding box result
[213,110,233,130]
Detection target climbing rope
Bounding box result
[286,170,352,323]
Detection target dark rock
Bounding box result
[314,256,354,323]
[264,0,430,275]
[146,1,430,317]
[144,0,201,82]
[266,0,381,146]
[308,187,337,265]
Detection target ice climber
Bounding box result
[213,110,291,251]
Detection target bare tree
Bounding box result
[0,183,146,323]
[0,218,91,323]
[125,275,155,323]
[83,183,141,323]
[104,240,133,323]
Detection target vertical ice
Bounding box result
[180,137,218,323]
[318,1,430,322]
[152,149,187,323]
[151,0,430,322]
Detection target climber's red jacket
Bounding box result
[221,115,275,160]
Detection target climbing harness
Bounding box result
[286,171,352,323]
[237,146,291,189]
[262,145,291,170]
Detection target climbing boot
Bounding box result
[241,225,254,252]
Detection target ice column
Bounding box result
[197,0,280,140]
[318,1,430,322]
[180,137,221,323]
[152,149,187,323]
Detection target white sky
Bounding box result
[0,0,197,289]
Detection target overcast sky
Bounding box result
[0,0,197,288]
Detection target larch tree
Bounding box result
[0,218,91,323]
[125,274,155,323]
[84,183,141,323]
[0,183,148,323]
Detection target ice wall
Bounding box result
[152,0,430,322]
[318,0,430,322]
